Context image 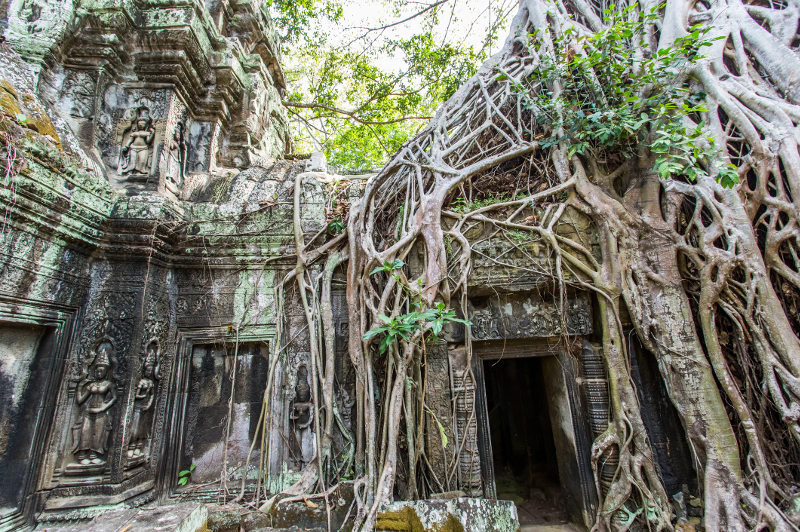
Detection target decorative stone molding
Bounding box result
[4,0,290,197]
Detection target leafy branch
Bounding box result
[522,4,739,187]
[362,259,470,354]
[362,302,470,355]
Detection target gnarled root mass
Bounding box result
[242,0,800,529]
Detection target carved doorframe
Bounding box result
[0,296,75,529]
[157,326,275,501]
[470,339,597,528]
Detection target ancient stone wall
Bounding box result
[0,1,305,527]
[0,76,602,529]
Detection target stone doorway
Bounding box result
[472,341,595,530]
[482,356,569,527]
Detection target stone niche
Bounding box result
[96,86,191,195]
[0,326,49,523]
[179,343,269,488]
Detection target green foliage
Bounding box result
[266,0,343,44]
[370,258,405,275]
[362,302,470,355]
[425,407,448,449]
[328,216,345,234]
[364,259,469,353]
[281,2,510,172]
[177,464,196,486]
[288,38,482,171]
[509,230,534,243]
[525,4,738,187]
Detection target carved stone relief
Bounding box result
[66,339,117,475]
[448,345,482,496]
[117,106,156,177]
[423,343,456,494]
[185,120,218,174]
[126,339,160,468]
[43,285,137,489]
[467,292,592,341]
[266,291,316,492]
[288,364,315,468]
[96,87,173,190]
[133,275,176,478]
[92,85,223,194]
[166,119,187,190]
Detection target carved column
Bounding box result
[447,345,482,496]
[423,342,456,495]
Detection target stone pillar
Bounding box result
[423,342,456,495]
[448,345,482,496]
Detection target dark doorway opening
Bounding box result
[484,356,569,527]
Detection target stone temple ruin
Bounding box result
[0,1,697,530]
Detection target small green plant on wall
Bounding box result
[177,464,196,486]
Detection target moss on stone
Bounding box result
[376,506,466,532]
[376,507,427,532]
[0,78,61,148]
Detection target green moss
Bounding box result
[376,507,426,532]
[376,507,466,532]
[0,79,61,148]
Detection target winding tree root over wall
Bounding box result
[241,0,800,529]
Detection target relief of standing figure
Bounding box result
[118,106,155,176]
[128,339,160,460]
[289,364,315,467]
[167,119,187,186]
[72,341,117,467]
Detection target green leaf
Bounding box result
[379,334,392,354]
[567,145,578,158]
[362,327,386,341]
[370,259,404,276]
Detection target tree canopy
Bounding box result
[268,0,516,172]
